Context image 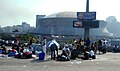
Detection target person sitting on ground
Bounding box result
[112,45,120,53]
[88,49,96,59]
[1,45,7,54]
[22,48,32,58]
[91,42,97,54]
[81,48,89,60]
[62,44,71,57]
[58,44,70,61]
[81,48,96,60]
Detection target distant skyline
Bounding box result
[0,0,120,27]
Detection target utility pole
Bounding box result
[74,0,98,39]
[84,0,90,39]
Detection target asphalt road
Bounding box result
[0,52,120,71]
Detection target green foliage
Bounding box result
[70,39,74,44]
[19,34,37,43]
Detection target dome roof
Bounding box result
[44,11,77,18]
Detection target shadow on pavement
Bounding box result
[30,58,51,63]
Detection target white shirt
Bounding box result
[102,40,108,46]
[89,50,95,56]
[62,47,70,51]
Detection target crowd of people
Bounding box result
[0,36,47,59]
[47,38,109,61]
[0,36,119,61]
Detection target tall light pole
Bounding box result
[84,0,90,39]
[86,0,89,12]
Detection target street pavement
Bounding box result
[0,52,120,71]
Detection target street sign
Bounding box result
[73,20,99,28]
[82,20,99,28]
[77,12,96,20]
[73,21,82,28]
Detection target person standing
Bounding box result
[29,37,33,45]
[101,38,108,54]
[50,43,58,60]
[80,39,85,53]
[42,37,47,59]
[15,36,19,45]
[98,40,102,54]
[85,38,91,50]
[37,36,41,44]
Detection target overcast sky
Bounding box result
[0,0,120,27]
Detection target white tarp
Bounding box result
[47,39,60,49]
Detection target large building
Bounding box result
[35,11,111,37]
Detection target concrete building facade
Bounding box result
[35,12,111,37]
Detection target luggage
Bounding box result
[0,50,2,54]
[39,51,45,60]
[8,52,16,57]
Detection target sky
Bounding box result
[0,0,120,27]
